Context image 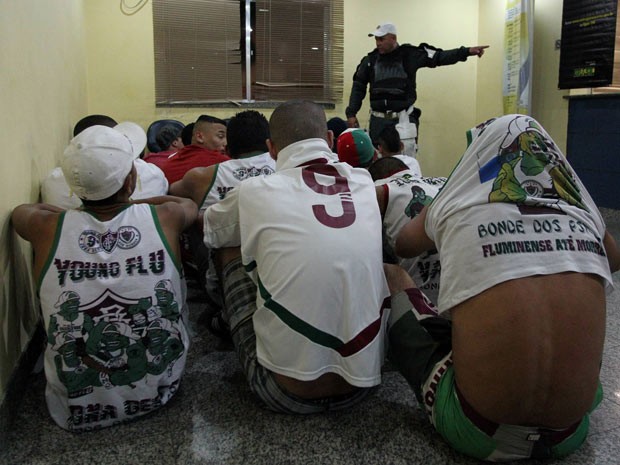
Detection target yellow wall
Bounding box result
[476,0,506,122]
[82,0,568,176]
[84,0,482,175]
[83,0,233,129]
[0,0,88,397]
[0,0,570,401]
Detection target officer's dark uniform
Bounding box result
[346,43,470,143]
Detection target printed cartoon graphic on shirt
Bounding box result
[386,173,444,219]
[476,116,586,210]
[49,281,184,401]
[405,185,434,218]
[403,177,442,292]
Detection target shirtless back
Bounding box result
[452,272,605,428]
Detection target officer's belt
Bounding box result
[370,110,400,120]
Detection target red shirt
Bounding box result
[143,149,177,170]
[159,145,230,184]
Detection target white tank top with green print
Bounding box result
[38,203,189,432]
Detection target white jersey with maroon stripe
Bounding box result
[205,138,389,387]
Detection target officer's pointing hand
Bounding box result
[469,45,489,58]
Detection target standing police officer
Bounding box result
[345,22,488,143]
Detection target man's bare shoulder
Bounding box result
[151,197,197,232]
[170,165,217,200]
[12,203,63,242]
[187,164,216,179]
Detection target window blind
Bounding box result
[153,0,243,104]
[152,0,344,105]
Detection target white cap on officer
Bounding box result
[369,23,397,37]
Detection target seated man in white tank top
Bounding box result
[12,125,197,432]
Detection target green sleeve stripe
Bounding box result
[199,164,220,209]
[466,129,473,147]
[150,205,183,275]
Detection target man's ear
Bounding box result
[267,138,278,160]
[326,130,334,152]
[123,164,137,196]
[377,142,385,156]
[399,141,404,153]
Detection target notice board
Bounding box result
[558,0,618,89]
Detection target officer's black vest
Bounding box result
[368,45,414,112]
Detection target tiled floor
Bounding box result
[2,209,620,465]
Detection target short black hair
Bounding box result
[226,110,269,157]
[155,125,182,150]
[368,156,408,181]
[377,125,401,154]
[73,114,117,136]
[181,123,194,145]
[327,117,347,152]
[196,114,227,126]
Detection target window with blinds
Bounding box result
[152,0,344,105]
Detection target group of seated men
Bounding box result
[13,100,620,462]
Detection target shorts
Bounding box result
[221,257,373,414]
[425,359,601,461]
[387,288,601,461]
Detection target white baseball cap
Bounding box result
[61,125,136,201]
[368,23,397,38]
[114,121,147,159]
